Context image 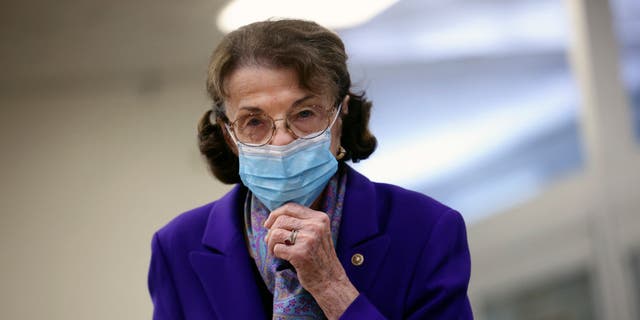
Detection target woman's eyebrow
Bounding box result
[237,95,317,112]
[237,106,263,113]
[291,94,315,107]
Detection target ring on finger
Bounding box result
[284,229,299,246]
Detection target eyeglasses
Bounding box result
[225,103,342,147]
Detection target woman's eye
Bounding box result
[247,118,262,127]
[293,106,324,120]
[237,114,267,129]
[246,117,265,127]
[297,110,315,119]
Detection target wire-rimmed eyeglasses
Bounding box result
[224,103,342,147]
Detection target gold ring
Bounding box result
[285,229,298,246]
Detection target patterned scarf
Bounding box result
[243,172,347,320]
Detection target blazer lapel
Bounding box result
[189,186,269,319]
[337,167,391,292]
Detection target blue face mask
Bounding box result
[232,106,341,212]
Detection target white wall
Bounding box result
[0,76,231,319]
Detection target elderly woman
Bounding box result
[148,19,473,319]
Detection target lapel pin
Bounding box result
[351,253,364,266]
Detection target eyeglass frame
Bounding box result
[220,102,343,147]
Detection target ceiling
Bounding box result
[1,0,636,93]
[0,0,226,95]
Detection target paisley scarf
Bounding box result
[243,172,347,319]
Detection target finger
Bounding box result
[266,228,291,255]
[270,214,304,232]
[264,202,315,228]
[273,236,308,263]
[273,243,293,261]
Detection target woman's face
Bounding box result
[223,66,346,154]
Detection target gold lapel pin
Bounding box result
[351,253,364,266]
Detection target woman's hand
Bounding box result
[264,202,359,319]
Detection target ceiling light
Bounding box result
[217,0,400,33]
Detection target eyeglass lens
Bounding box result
[232,104,333,145]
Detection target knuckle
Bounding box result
[306,223,320,234]
[274,215,297,229]
[273,244,289,260]
[272,216,287,229]
[273,228,288,240]
[318,214,330,225]
[284,216,296,226]
[273,244,284,255]
[269,209,283,218]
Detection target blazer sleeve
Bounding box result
[340,209,473,319]
[339,293,387,319]
[148,232,185,320]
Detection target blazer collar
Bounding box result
[190,185,271,319]
[336,166,390,292]
[201,184,247,254]
[336,166,380,251]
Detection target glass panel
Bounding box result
[610,0,640,141]
[340,0,583,222]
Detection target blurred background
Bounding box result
[0,0,638,319]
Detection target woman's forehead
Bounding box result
[224,66,331,110]
[227,67,301,97]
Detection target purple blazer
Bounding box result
[148,166,473,319]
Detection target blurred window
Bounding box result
[610,0,640,142]
[340,0,584,222]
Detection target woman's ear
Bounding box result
[341,94,350,116]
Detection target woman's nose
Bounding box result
[270,119,295,146]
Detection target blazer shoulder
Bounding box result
[370,181,465,241]
[158,201,214,234]
[154,201,216,247]
[345,166,462,228]
[374,182,457,217]
[153,185,245,252]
